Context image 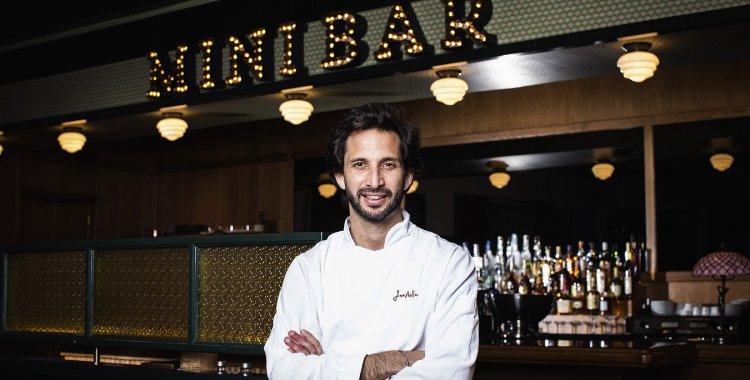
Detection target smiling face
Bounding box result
[334,128,413,224]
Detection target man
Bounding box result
[264,103,478,379]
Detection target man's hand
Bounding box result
[360,350,425,380]
[284,329,323,355]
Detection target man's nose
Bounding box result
[366,167,384,187]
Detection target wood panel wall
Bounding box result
[404,59,750,147]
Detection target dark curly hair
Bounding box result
[326,103,423,181]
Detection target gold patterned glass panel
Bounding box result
[92,248,189,341]
[5,251,86,334]
[197,244,312,344]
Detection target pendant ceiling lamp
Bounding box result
[617,33,659,83]
[407,179,419,194]
[592,161,615,180]
[0,131,3,156]
[430,62,468,106]
[317,173,337,198]
[58,120,87,154]
[487,161,510,189]
[280,86,314,125]
[710,153,734,172]
[156,112,189,141]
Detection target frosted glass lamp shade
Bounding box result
[318,183,337,198]
[156,114,188,141]
[58,129,87,153]
[710,153,734,172]
[279,98,314,125]
[592,162,615,180]
[430,76,468,105]
[489,172,510,189]
[617,50,659,83]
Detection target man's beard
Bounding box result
[346,185,405,223]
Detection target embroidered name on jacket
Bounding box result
[393,289,419,302]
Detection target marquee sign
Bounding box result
[146,1,495,99]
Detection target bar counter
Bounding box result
[475,341,749,380]
[2,341,748,380]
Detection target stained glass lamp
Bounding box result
[692,251,750,343]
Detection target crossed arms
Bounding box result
[284,329,425,380]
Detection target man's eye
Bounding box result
[353,162,365,168]
[383,162,395,168]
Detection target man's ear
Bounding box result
[403,172,414,191]
[334,172,346,190]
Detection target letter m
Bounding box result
[146,45,194,99]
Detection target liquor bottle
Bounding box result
[586,285,600,315]
[595,266,608,296]
[610,266,624,300]
[555,255,572,315]
[556,259,571,297]
[509,233,520,274]
[471,243,486,289]
[575,240,586,277]
[554,245,564,274]
[493,266,503,292]
[571,272,586,315]
[610,266,624,316]
[517,260,532,295]
[623,242,634,300]
[501,265,517,294]
[612,243,621,270]
[586,242,598,269]
[629,234,640,277]
[532,273,546,295]
[599,291,611,316]
[640,242,650,275]
[482,240,494,289]
[541,246,554,290]
[496,235,505,272]
[555,289,572,315]
[624,241,633,266]
[521,234,532,266]
[484,240,495,268]
[547,274,559,301]
[565,245,576,277]
[598,242,612,292]
[532,236,542,261]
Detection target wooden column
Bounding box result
[643,124,657,275]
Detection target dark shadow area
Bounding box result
[655,117,750,270]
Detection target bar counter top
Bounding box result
[478,340,697,368]
[1,341,748,380]
[475,341,749,380]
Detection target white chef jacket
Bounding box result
[264,210,478,379]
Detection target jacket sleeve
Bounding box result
[264,251,366,380]
[392,246,479,379]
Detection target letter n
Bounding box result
[225,27,275,86]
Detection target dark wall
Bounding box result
[655,120,750,270]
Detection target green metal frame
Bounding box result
[0,232,326,355]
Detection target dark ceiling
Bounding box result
[0,0,394,85]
